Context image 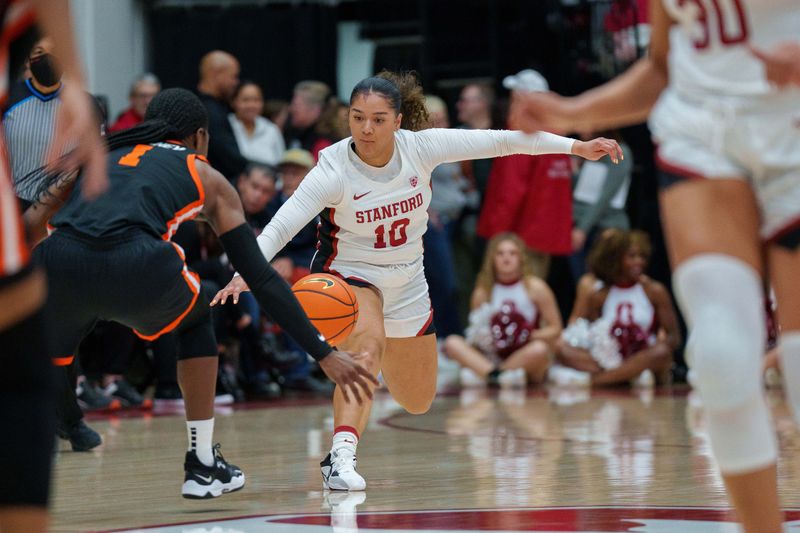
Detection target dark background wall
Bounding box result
[147,3,339,99]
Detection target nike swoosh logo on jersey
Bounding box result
[353,191,371,200]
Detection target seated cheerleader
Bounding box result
[553,230,681,387]
[443,232,563,387]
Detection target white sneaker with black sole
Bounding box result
[320,447,366,491]
[182,443,245,499]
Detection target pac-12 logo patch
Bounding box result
[409,176,418,188]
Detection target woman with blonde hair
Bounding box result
[444,232,562,387]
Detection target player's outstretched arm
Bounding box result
[509,0,671,134]
[750,41,800,88]
[197,160,379,402]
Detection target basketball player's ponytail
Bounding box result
[350,71,431,132]
[376,71,430,131]
[105,119,176,151]
[106,88,209,151]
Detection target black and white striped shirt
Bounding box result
[3,78,62,201]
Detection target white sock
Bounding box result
[187,418,215,467]
[780,332,800,426]
[332,427,358,452]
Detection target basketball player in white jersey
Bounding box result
[511,2,800,531]
[213,70,622,491]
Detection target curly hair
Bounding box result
[350,70,431,132]
[587,229,651,285]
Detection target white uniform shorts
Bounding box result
[319,255,434,338]
[650,88,800,241]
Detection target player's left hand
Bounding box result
[572,137,624,164]
[211,275,250,306]
[48,83,108,200]
[750,41,800,88]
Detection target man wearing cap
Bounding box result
[265,149,318,293]
[265,148,334,394]
[477,69,574,279]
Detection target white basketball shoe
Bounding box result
[321,446,366,491]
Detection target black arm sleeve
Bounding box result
[219,223,333,361]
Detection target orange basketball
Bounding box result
[291,273,359,346]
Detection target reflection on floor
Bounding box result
[50,386,800,533]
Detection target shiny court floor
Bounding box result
[50,385,800,532]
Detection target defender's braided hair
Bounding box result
[106,87,209,151]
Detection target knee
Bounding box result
[689,318,762,412]
[345,335,385,372]
[443,335,465,357]
[647,345,673,371]
[402,395,435,415]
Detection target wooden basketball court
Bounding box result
[50,386,800,532]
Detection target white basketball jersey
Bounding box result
[254,127,576,274]
[662,0,800,98]
[490,280,539,326]
[313,130,432,270]
[601,283,656,336]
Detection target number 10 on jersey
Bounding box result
[374,218,411,248]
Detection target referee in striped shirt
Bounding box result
[2,36,63,206]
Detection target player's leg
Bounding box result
[0,271,52,533]
[663,177,782,533]
[442,335,495,376]
[322,285,386,491]
[381,334,438,413]
[769,231,800,425]
[175,293,245,499]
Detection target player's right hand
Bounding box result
[319,351,380,405]
[509,91,577,134]
[210,275,250,306]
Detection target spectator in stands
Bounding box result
[284,80,335,160]
[238,163,278,230]
[423,94,466,339]
[478,71,573,279]
[265,99,289,132]
[229,81,285,167]
[315,96,349,143]
[267,148,318,282]
[196,50,246,181]
[443,233,562,387]
[109,73,160,132]
[553,230,679,387]
[456,82,495,198]
[452,82,497,328]
[569,129,633,281]
[3,36,64,204]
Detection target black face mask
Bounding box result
[29,54,62,87]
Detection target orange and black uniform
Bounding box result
[0,0,57,509]
[36,141,219,360]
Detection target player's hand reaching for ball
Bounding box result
[211,275,250,306]
[572,137,624,164]
[319,351,380,405]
